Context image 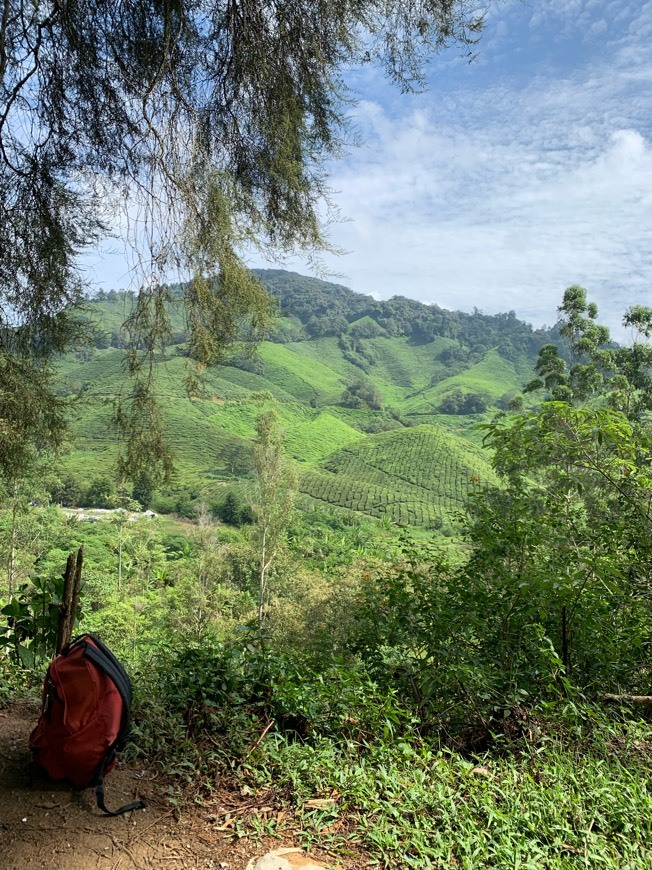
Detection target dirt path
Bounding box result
[0,704,358,869]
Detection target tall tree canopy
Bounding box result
[525,285,652,418]
[0,0,483,484]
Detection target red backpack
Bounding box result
[29,634,146,815]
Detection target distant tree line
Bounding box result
[49,472,153,510]
[88,272,558,371]
[255,270,558,362]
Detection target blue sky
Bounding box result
[254,0,652,340]
[89,0,652,341]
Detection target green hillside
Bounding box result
[257,342,346,404]
[300,423,497,528]
[402,349,528,415]
[53,270,552,528]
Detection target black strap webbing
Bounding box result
[83,646,131,724]
[94,750,147,816]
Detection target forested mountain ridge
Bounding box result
[257,269,556,358]
[56,270,556,529]
[91,268,557,359]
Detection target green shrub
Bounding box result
[132,638,411,782]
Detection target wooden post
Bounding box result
[69,546,83,643]
[55,546,84,654]
[56,552,75,654]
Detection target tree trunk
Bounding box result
[258,527,267,640]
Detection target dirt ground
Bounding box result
[0,703,361,869]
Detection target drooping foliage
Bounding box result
[0,0,483,485]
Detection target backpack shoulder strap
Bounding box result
[82,645,131,715]
[94,751,147,816]
[74,635,133,747]
[69,634,132,705]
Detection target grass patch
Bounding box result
[257,726,652,868]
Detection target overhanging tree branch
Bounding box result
[0,0,485,484]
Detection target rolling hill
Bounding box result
[53,270,555,528]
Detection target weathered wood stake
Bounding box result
[56,546,84,654]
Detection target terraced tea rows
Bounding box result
[258,342,345,404]
[55,271,546,528]
[299,424,497,527]
[300,467,448,527]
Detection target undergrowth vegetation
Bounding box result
[126,636,652,867]
[1,287,652,867]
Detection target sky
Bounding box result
[89,0,652,341]
[255,0,652,341]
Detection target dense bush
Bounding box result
[132,639,410,776]
[210,490,253,525]
[341,379,383,410]
[439,388,491,414]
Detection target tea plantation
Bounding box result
[55,270,551,527]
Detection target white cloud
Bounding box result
[83,0,652,343]
[251,2,652,341]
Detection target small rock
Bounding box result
[470,766,492,778]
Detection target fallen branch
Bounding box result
[248,720,275,754]
[601,693,652,704]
